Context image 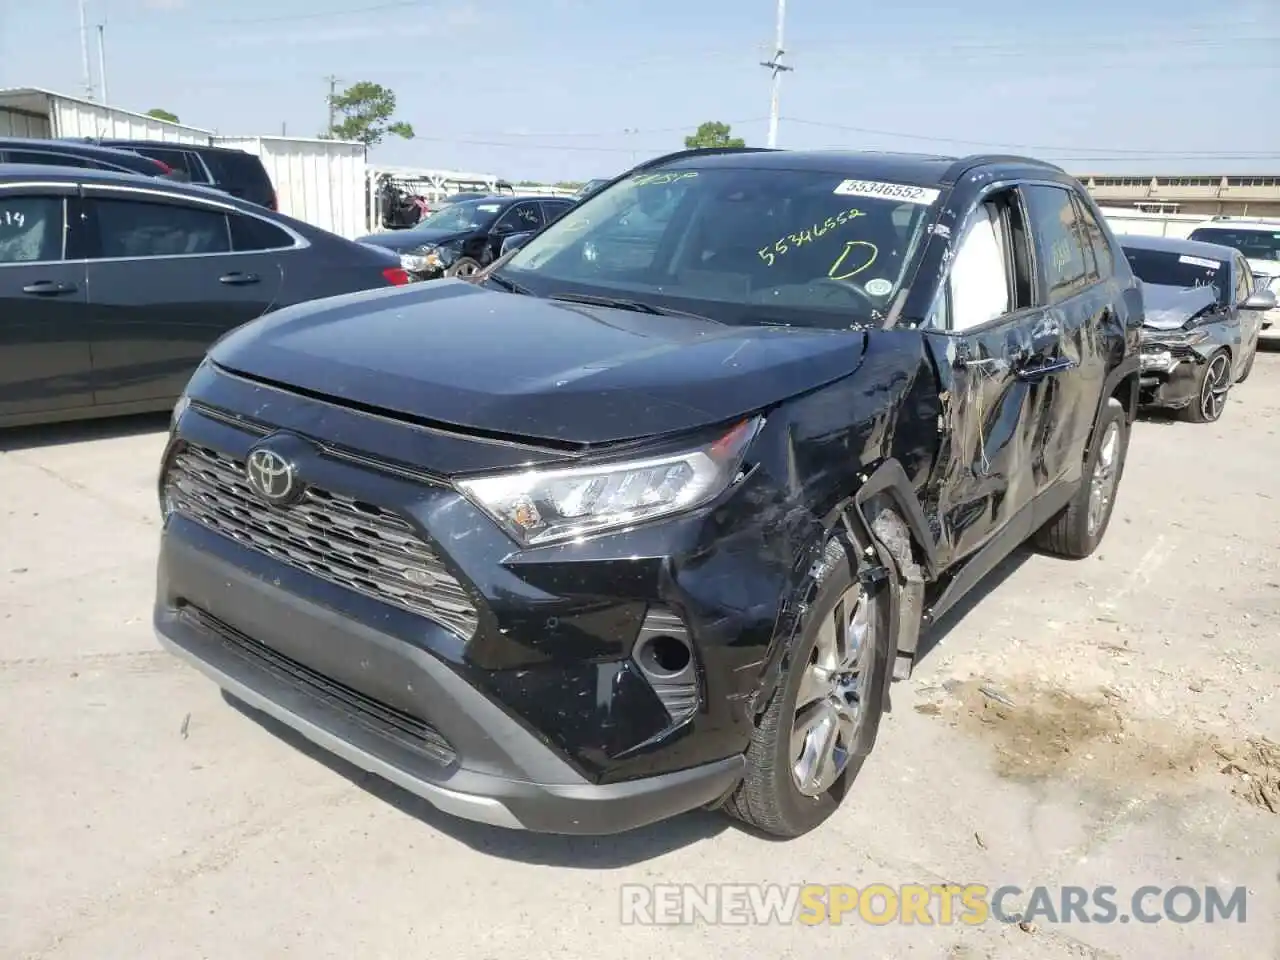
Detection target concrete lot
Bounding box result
[3,356,1279,960]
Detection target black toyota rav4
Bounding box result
[155,147,1143,838]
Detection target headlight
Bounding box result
[1142,328,1208,346]
[400,248,444,272]
[458,417,762,546]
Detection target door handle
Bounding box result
[218,272,260,285]
[22,280,77,296]
[1014,356,1078,382]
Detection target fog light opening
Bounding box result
[635,634,692,679]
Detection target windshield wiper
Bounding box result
[483,272,532,295]
[548,292,718,322]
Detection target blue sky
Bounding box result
[1,0,1276,183]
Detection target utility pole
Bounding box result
[759,0,792,148]
[96,24,109,106]
[324,75,340,134]
[78,0,94,100]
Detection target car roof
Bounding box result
[1193,217,1280,229]
[0,161,273,207]
[639,147,1068,188]
[1118,233,1239,261]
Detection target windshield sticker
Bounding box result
[833,179,940,206]
[630,171,698,187]
[828,241,879,281]
[758,207,867,266]
[477,204,501,212]
[0,210,27,229]
[865,278,893,296]
[1178,254,1220,270]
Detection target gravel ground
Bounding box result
[3,353,1278,960]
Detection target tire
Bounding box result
[445,257,482,279]
[1181,349,1232,423]
[722,534,891,838]
[1033,396,1129,559]
[1237,345,1255,383]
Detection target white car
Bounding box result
[1188,217,1280,343]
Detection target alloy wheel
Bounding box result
[1200,354,1231,422]
[790,584,874,797]
[1087,420,1121,537]
[453,260,480,278]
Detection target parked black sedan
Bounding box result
[1120,234,1275,422]
[0,164,410,429]
[358,195,575,279]
[0,136,186,181]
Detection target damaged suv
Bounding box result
[155,148,1142,838]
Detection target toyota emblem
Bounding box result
[245,446,300,504]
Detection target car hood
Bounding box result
[355,228,469,252]
[1141,283,1220,330]
[208,280,868,446]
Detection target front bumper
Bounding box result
[1138,345,1202,409]
[151,375,809,833]
[155,530,743,834]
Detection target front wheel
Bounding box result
[722,536,890,838]
[1182,350,1232,423]
[1034,396,1129,559]
[445,257,482,279]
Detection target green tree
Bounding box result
[324,81,414,147]
[146,108,180,123]
[684,121,746,150]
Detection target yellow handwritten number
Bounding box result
[828,241,878,281]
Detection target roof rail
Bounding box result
[627,146,778,175]
[944,153,1067,182]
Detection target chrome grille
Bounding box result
[165,444,479,638]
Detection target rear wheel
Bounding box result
[1034,396,1129,559]
[1181,350,1231,423]
[723,536,890,838]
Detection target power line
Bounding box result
[782,117,1280,159]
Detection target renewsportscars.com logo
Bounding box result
[619,883,1250,927]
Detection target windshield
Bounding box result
[1187,227,1280,263]
[1122,246,1228,303]
[414,199,503,232]
[498,166,941,328]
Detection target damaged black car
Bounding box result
[1120,234,1273,423]
[155,147,1143,838]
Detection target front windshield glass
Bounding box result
[499,165,941,328]
[1188,227,1280,263]
[1122,247,1228,303]
[417,199,502,231]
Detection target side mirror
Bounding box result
[1243,288,1277,311]
[491,221,513,235]
[500,233,531,256]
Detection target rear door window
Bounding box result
[229,213,295,252]
[132,146,198,178]
[1072,195,1114,280]
[92,197,231,258]
[1021,185,1092,304]
[0,195,66,262]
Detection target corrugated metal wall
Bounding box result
[215,136,367,238]
[48,96,212,143]
[0,109,52,138]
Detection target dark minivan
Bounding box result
[155,148,1142,838]
[0,164,409,428]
